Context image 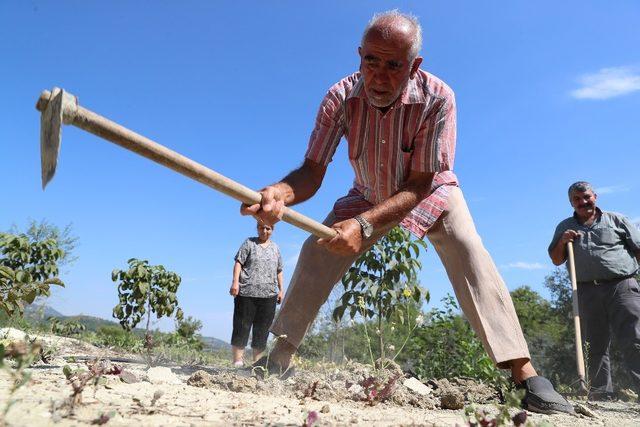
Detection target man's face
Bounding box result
[359,30,422,108]
[570,190,598,218]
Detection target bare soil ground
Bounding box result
[1,328,639,426]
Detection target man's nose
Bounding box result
[373,69,389,84]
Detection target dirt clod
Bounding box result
[440,390,465,409]
[119,370,139,384]
[187,370,214,388]
[575,403,598,418]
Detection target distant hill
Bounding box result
[201,336,231,351]
[24,304,64,320]
[24,304,230,350]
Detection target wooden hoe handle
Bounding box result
[567,241,587,388]
[36,90,337,239]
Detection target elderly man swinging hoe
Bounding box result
[242,11,574,414]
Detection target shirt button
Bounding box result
[381,139,386,144]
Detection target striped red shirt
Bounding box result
[305,70,458,238]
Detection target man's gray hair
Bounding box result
[362,10,423,61]
[568,181,594,198]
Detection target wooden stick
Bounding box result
[567,241,587,391]
[36,90,337,239]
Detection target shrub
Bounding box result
[403,295,504,386]
[0,233,64,317]
[333,227,428,365]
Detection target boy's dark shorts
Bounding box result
[231,295,277,349]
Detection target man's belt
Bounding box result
[578,274,637,286]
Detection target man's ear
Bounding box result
[410,56,423,79]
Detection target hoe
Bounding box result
[36,87,336,240]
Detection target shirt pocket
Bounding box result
[400,140,415,175]
[596,229,620,245]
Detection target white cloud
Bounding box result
[594,185,630,195]
[503,262,547,270]
[571,66,640,100]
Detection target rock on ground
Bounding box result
[144,366,182,385]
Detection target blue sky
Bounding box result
[2,1,639,341]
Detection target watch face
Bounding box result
[364,224,373,238]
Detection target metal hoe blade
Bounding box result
[39,88,77,189]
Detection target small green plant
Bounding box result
[62,359,111,414]
[582,341,592,397]
[0,339,43,419]
[166,316,204,350]
[90,325,143,351]
[0,233,65,317]
[332,227,428,366]
[251,334,290,379]
[406,295,505,386]
[464,388,528,426]
[49,317,86,337]
[111,258,184,365]
[356,373,402,406]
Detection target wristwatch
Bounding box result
[354,215,374,239]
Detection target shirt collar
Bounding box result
[573,206,603,225]
[346,71,426,106]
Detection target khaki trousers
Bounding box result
[271,186,530,367]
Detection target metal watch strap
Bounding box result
[354,215,373,238]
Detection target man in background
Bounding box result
[549,181,640,399]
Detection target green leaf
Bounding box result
[0,265,15,280]
[349,305,357,319]
[46,277,64,287]
[24,288,37,304]
[332,304,346,321]
[113,304,124,319]
[15,271,27,284]
[413,289,421,303]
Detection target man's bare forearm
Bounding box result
[272,159,326,206]
[361,172,434,229]
[549,241,568,266]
